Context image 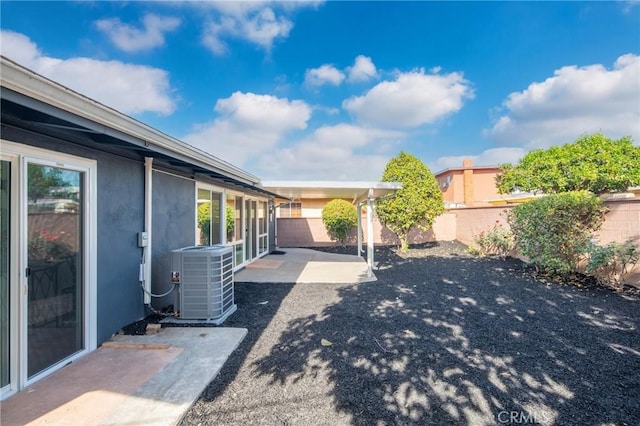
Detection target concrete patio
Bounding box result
[0,327,247,426]
[235,248,376,283]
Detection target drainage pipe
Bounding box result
[143,157,153,305]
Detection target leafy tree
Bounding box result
[376,151,444,251]
[496,132,640,195]
[507,191,606,275]
[198,202,233,244]
[28,164,66,202]
[197,202,212,245]
[322,199,358,245]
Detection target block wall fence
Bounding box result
[276,199,640,284]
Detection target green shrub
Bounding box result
[471,222,515,258]
[322,199,358,245]
[586,240,639,290]
[507,191,606,275]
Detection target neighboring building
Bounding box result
[434,159,503,207]
[0,57,280,399]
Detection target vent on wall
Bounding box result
[171,245,236,324]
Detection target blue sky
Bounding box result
[1,1,638,180]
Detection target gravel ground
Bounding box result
[180,242,640,426]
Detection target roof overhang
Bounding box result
[261,181,402,204]
[0,56,283,199]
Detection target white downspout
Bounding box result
[143,157,153,304]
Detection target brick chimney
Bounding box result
[462,159,474,206]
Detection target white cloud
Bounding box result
[343,68,474,128]
[430,147,527,173]
[254,124,405,180]
[0,30,176,115]
[200,2,321,55]
[304,64,345,87]
[347,55,378,83]
[183,92,311,167]
[487,53,640,148]
[95,13,181,53]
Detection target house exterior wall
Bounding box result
[276,198,333,219]
[472,170,502,203]
[151,171,196,310]
[435,161,502,207]
[1,129,145,344]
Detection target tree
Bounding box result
[376,151,444,251]
[322,199,358,245]
[27,164,66,202]
[496,132,640,195]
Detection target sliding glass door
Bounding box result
[26,163,84,378]
[0,141,96,400]
[1,160,11,392]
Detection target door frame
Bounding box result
[0,140,97,399]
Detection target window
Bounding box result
[280,202,302,218]
[196,188,222,246]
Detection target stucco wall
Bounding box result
[277,212,457,247]
[151,170,196,310]
[450,200,640,284]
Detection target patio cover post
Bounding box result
[357,201,363,256]
[366,190,374,278]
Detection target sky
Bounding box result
[1,1,639,180]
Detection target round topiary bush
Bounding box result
[322,199,358,245]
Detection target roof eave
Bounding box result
[0,56,260,185]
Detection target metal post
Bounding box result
[357,201,362,257]
[366,194,374,278]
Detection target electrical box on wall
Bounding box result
[137,232,149,247]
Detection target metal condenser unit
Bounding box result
[171,245,236,324]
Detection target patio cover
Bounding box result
[261,181,402,278]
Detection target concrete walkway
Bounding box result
[235,248,376,283]
[1,327,247,426]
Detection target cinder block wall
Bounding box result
[276,199,639,284]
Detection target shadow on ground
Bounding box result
[254,254,638,425]
[184,247,639,425]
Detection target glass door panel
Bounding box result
[1,160,10,388]
[27,163,83,378]
[227,195,244,267]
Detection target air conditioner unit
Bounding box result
[171,245,236,324]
